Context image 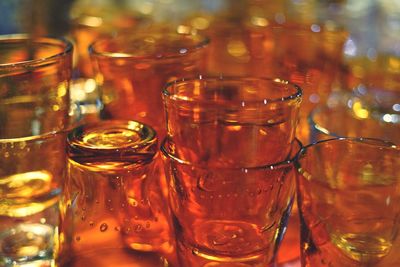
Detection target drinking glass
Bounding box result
[297,138,400,266]
[59,120,174,267]
[0,34,73,267]
[162,138,301,267]
[163,76,302,167]
[162,76,302,266]
[89,31,209,135]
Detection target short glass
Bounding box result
[162,76,302,167]
[89,32,209,135]
[59,120,174,266]
[296,138,400,266]
[161,137,302,266]
[0,35,73,266]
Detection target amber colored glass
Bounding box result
[0,35,72,266]
[59,120,174,266]
[162,138,301,266]
[89,32,209,135]
[297,138,400,266]
[163,76,302,167]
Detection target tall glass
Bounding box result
[59,120,174,266]
[89,32,209,136]
[0,35,73,267]
[297,138,400,266]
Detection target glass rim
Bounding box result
[308,104,341,138]
[161,137,302,171]
[89,32,209,60]
[0,34,73,69]
[0,127,71,143]
[298,137,399,160]
[162,76,303,105]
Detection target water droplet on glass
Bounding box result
[89,221,94,227]
[75,236,81,241]
[114,226,120,232]
[81,215,86,221]
[145,221,151,228]
[134,224,143,232]
[192,248,199,255]
[128,197,138,207]
[100,223,108,232]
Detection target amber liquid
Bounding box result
[60,123,174,266]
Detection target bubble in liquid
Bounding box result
[81,215,86,221]
[114,226,121,232]
[76,236,81,241]
[100,223,108,232]
[89,221,95,227]
[145,221,151,228]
